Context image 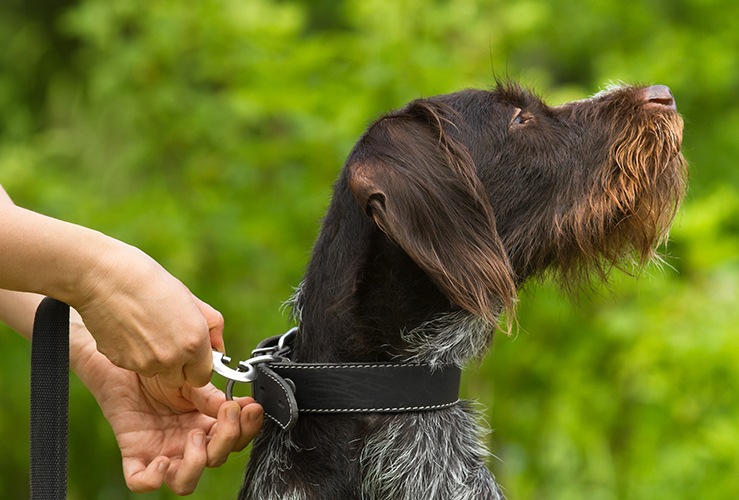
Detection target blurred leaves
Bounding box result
[1,0,738,498]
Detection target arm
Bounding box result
[0,184,222,387]
[0,288,263,495]
[0,289,42,339]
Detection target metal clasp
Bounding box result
[211,327,297,400]
[211,351,274,384]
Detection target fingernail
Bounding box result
[248,405,263,422]
[158,460,169,473]
[192,432,205,446]
[227,405,239,422]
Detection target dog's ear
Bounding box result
[348,100,517,325]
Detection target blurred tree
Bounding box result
[0,0,737,498]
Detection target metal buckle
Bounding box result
[211,327,297,400]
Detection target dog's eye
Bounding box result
[511,108,532,127]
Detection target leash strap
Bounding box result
[30,297,70,500]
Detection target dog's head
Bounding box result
[347,82,687,327]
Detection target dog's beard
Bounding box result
[605,109,687,259]
[553,108,687,287]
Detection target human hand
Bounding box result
[0,191,221,386]
[79,346,263,495]
[116,378,261,494]
[74,241,224,387]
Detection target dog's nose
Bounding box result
[643,85,676,109]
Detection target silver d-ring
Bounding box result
[225,379,237,401]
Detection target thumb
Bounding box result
[192,295,225,352]
[188,383,228,418]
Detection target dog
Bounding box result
[238,81,687,499]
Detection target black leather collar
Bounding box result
[249,332,462,431]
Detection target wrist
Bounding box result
[69,308,110,393]
[51,228,127,309]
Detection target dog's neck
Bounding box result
[290,173,493,366]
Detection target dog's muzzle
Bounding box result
[212,329,461,431]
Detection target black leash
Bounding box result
[30,297,70,500]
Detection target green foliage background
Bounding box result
[1,0,737,498]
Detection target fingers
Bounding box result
[192,294,225,352]
[122,432,209,496]
[205,400,263,467]
[238,401,264,450]
[177,295,223,388]
[123,456,171,494]
[189,385,263,462]
[166,396,262,492]
[82,268,222,389]
[146,340,211,389]
[166,430,208,496]
[160,296,219,389]
[206,402,242,467]
[181,341,214,389]
[188,381,228,417]
[121,398,263,495]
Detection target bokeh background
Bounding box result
[1,0,738,498]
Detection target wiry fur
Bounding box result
[243,430,309,500]
[360,403,503,500]
[401,311,492,369]
[240,81,687,500]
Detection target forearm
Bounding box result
[0,201,124,308]
[0,185,133,386]
[0,288,101,389]
[0,184,11,204]
[0,289,43,341]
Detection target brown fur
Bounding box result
[553,87,687,286]
[240,81,687,500]
[348,99,517,327]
